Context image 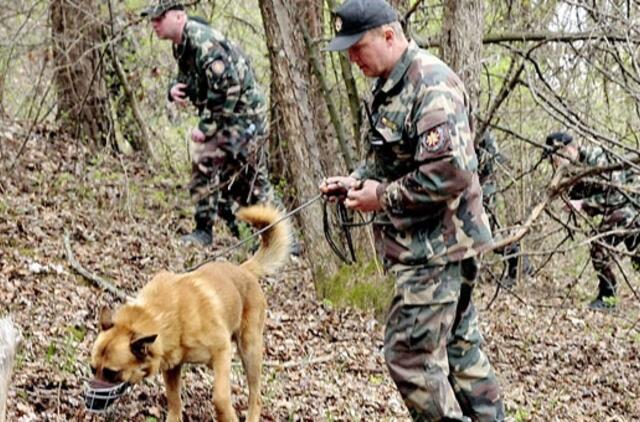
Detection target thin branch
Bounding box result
[63,231,131,301]
[417,31,640,49]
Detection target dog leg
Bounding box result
[211,344,238,422]
[238,312,265,422]
[163,364,183,422]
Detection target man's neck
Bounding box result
[381,40,409,80]
[171,19,187,45]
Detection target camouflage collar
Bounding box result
[173,18,196,59]
[377,41,419,94]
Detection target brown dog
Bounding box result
[90,204,291,422]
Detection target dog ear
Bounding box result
[130,334,158,361]
[99,307,114,331]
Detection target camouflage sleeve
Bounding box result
[378,90,474,216]
[574,145,627,212]
[197,48,242,137]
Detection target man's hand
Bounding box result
[170,83,189,107]
[319,176,357,202]
[191,127,206,143]
[345,179,382,212]
[567,199,583,212]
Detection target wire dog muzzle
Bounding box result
[84,379,129,413]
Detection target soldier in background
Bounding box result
[142,0,282,247]
[546,132,640,309]
[476,131,533,287]
[320,0,504,419]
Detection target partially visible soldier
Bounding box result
[320,0,504,419]
[142,0,281,246]
[476,131,533,287]
[546,131,640,309]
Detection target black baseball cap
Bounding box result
[325,0,398,51]
[544,132,574,157]
[141,0,184,19]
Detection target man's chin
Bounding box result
[360,67,379,78]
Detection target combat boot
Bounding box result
[589,281,617,310]
[181,219,213,246]
[502,245,519,288]
[588,295,616,310]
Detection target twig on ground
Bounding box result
[63,231,131,301]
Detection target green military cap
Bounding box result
[140,0,185,19]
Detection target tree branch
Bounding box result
[63,232,131,302]
[417,31,639,49]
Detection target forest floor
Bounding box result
[1,125,639,421]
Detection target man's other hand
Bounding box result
[170,83,189,107]
[345,179,382,212]
[319,176,357,202]
[191,127,206,143]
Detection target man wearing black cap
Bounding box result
[546,132,640,309]
[320,0,504,420]
[141,1,284,248]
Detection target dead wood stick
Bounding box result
[63,232,131,301]
[232,354,335,369]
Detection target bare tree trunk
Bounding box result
[260,0,344,282]
[50,0,115,150]
[441,0,484,137]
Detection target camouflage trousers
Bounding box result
[188,131,279,233]
[590,208,640,297]
[384,258,504,421]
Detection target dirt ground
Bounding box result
[1,129,639,421]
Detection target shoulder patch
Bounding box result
[422,126,447,153]
[210,60,226,76]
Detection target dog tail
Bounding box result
[238,204,292,278]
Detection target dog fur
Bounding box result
[90,204,291,422]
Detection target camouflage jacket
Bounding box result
[568,145,640,218]
[351,41,492,267]
[170,17,267,138]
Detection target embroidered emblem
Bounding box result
[423,126,446,152]
[210,60,225,76]
[335,16,343,32]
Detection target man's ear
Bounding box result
[99,307,113,331]
[130,334,158,361]
[384,26,395,44]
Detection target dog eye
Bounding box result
[103,368,120,383]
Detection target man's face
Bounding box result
[151,10,180,40]
[551,144,578,168]
[347,29,390,78]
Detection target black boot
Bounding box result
[588,295,617,310]
[181,219,213,246]
[589,276,617,310]
[502,244,519,288]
